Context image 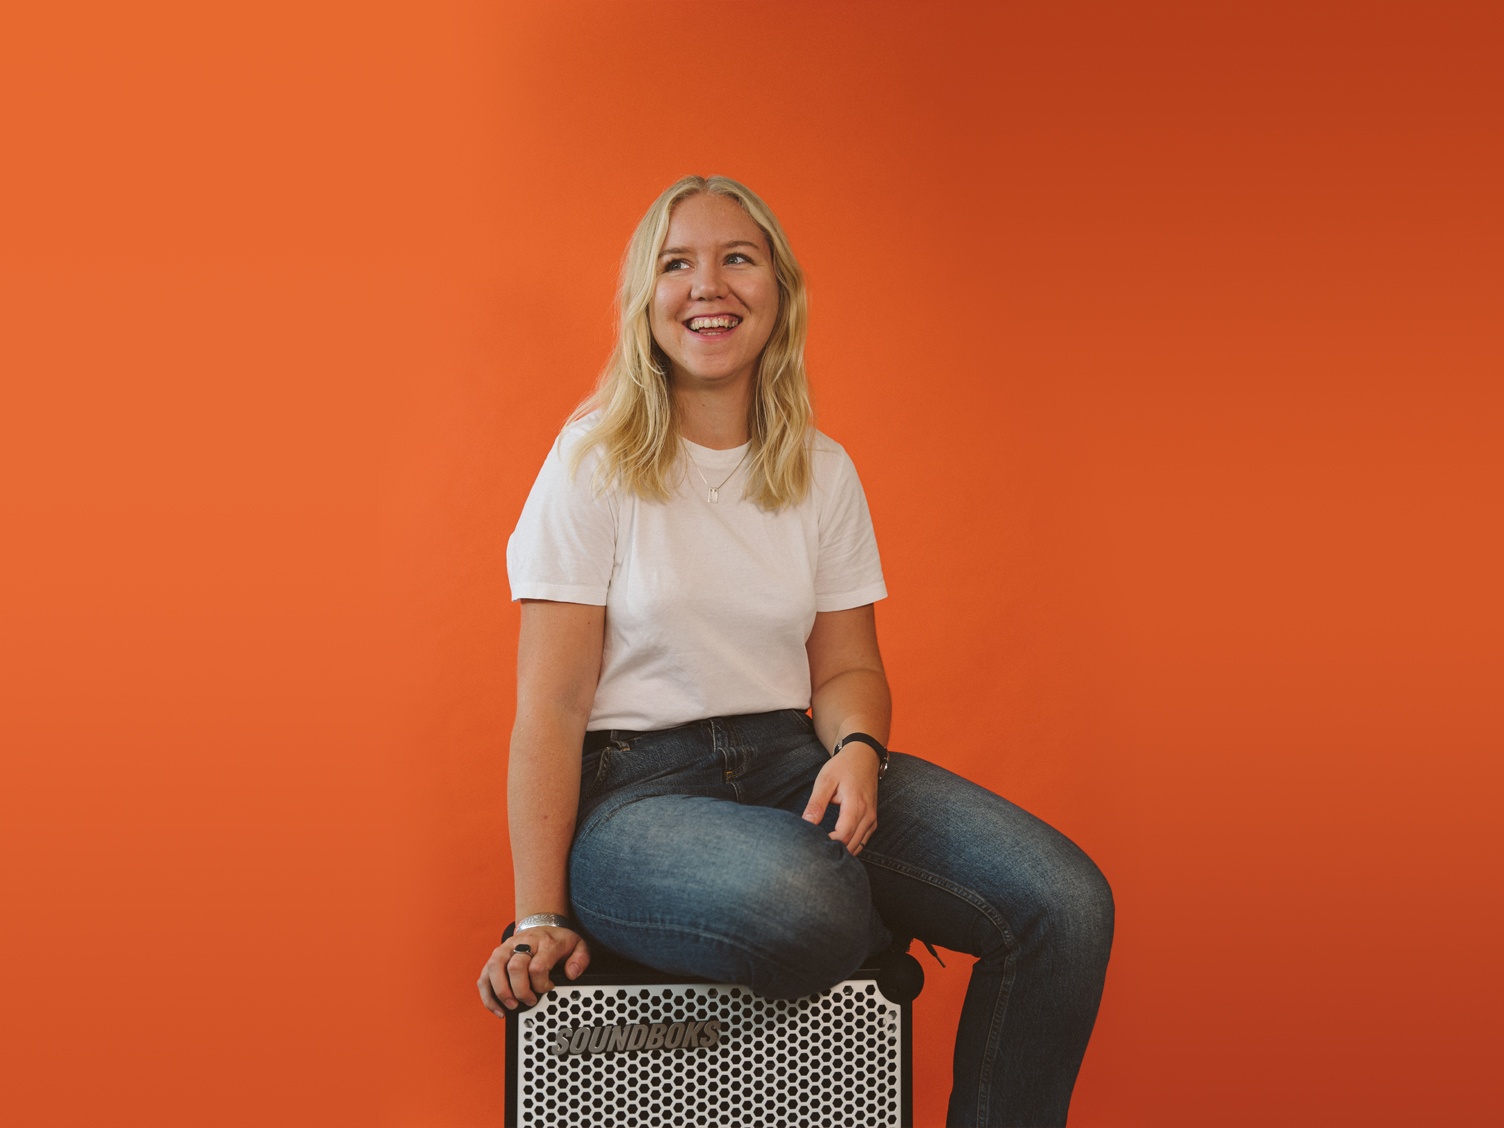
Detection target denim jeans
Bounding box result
[568,709,1114,1128]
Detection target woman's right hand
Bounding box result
[478,926,592,1015]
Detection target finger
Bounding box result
[850,820,869,854]
[508,948,540,1006]
[478,967,508,1016]
[829,806,858,848]
[486,953,520,1011]
[528,966,554,996]
[565,937,591,980]
[828,790,867,849]
[524,938,561,997]
[851,814,878,855]
[842,806,879,855]
[802,771,837,825]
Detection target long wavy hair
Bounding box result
[567,175,813,509]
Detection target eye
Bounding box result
[661,258,689,272]
[726,252,753,264]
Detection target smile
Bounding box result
[685,315,742,336]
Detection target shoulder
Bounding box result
[554,410,604,463]
[514,410,618,522]
[809,429,863,486]
[531,410,608,485]
[810,428,847,458]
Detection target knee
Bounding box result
[726,846,883,999]
[1061,852,1114,952]
[1030,848,1114,971]
[968,840,1113,968]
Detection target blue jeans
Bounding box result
[567,709,1114,1127]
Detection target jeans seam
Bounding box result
[863,851,1018,1126]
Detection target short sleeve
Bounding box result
[506,429,617,605]
[813,445,887,612]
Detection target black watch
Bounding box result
[832,732,890,780]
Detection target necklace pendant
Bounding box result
[707,487,719,503]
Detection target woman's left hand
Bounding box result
[801,744,879,855]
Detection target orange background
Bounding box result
[3,2,1501,1125]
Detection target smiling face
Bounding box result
[649,192,779,399]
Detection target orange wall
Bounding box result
[3,2,1501,1125]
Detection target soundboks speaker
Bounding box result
[504,942,925,1128]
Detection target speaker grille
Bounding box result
[514,979,905,1128]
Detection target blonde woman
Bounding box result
[478,175,1113,1127]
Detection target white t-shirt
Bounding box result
[507,415,887,731]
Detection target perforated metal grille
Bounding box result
[514,979,904,1128]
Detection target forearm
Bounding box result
[803,660,889,853]
[507,704,588,920]
[810,666,891,753]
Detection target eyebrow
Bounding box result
[658,240,762,257]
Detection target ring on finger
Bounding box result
[512,943,532,957]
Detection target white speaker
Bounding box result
[504,946,923,1128]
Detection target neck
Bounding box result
[675,382,752,450]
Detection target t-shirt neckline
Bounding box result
[681,435,751,467]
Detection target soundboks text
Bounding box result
[549,1020,724,1057]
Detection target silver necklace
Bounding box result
[682,441,750,503]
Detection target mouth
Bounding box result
[684,314,742,337]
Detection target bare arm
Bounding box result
[800,604,892,855]
[478,599,604,1015]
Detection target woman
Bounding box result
[478,175,1113,1127]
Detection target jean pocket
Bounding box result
[579,748,608,801]
[580,737,634,803]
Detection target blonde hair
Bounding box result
[567,175,813,509]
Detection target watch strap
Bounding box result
[832,732,890,780]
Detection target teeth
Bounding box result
[689,316,740,331]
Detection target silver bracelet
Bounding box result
[516,912,576,932]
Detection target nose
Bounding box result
[689,261,728,301]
